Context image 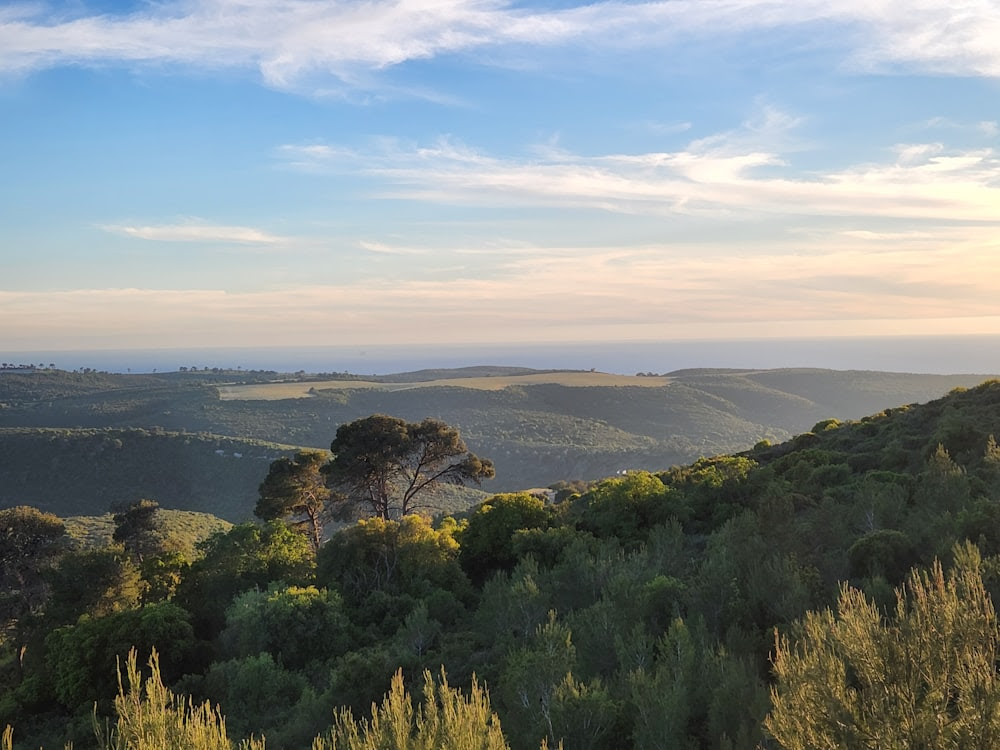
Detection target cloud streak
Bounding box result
[100,222,288,244]
[2,0,999,92]
[5,225,1000,348]
[280,132,1000,223]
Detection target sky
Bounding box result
[2,0,999,351]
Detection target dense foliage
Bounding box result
[2,367,993,518]
[4,379,1000,748]
[768,542,1000,748]
[326,415,494,520]
[0,428,297,521]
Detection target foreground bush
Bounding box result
[5,650,528,749]
[767,542,1000,748]
[315,668,510,750]
[95,649,264,750]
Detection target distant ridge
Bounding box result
[0,428,299,521]
[377,365,573,382]
[667,367,997,378]
[666,368,760,376]
[2,367,998,521]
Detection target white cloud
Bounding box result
[2,0,999,92]
[279,126,1000,222]
[838,229,938,242]
[275,143,356,169]
[100,221,287,244]
[7,222,1000,349]
[358,240,428,255]
[633,120,693,136]
[912,118,1000,140]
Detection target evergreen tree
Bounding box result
[256,451,334,552]
[327,415,494,520]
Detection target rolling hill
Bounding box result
[1,366,995,520]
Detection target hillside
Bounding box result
[0,367,995,521]
[6,379,1000,749]
[63,508,232,552]
[0,428,297,521]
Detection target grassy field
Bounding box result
[217,372,673,401]
[64,509,232,552]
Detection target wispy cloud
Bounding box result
[5,224,1000,348]
[278,126,1000,222]
[275,143,356,170]
[100,221,287,244]
[632,120,694,136]
[913,117,1000,139]
[2,0,999,93]
[358,240,428,255]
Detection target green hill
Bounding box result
[0,428,298,521]
[6,379,1000,749]
[0,367,995,521]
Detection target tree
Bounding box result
[766,542,1000,748]
[45,601,197,711]
[459,493,550,584]
[500,611,579,748]
[174,521,315,634]
[847,528,915,583]
[112,499,166,564]
[196,653,311,744]
[43,546,144,626]
[0,507,66,642]
[221,585,352,673]
[316,515,468,608]
[256,451,334,551]
[326,415,494,520]
[576,471,683,545]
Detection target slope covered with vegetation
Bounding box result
[1,367,994,520]
[0,428,297,521]
[62,509,232,552]
[4,379,1000,748]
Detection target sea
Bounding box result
[4,336,1000,377]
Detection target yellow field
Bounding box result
[216,372,672,401]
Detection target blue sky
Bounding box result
[2,0,999,350]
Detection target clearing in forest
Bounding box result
[216,371,672,400]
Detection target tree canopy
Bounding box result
[0,506,65,644]
[255,450,334,551]
[326,415,494,520]
[112,499,166,564]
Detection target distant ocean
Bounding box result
[5,336,1000,377]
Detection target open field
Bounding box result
[217,372,673,400]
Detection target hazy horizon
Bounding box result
[5,335,1000,378]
